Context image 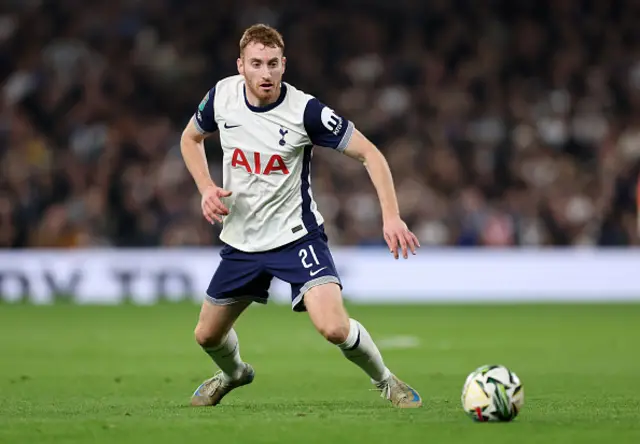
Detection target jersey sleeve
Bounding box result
[302,98,354,152]
[193,87,217,134]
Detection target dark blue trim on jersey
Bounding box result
[244,83,288,113]
[300,145,318,231]
[194,87,217,133]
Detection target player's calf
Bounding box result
[191,300,254,406]
[197,327,247,381]
[304,283,422,408]
[305,284,390,380]
[337,317,422,408]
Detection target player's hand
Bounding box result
[201,185,232,224]
[383,216,420,259]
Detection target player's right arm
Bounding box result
[180,88,231,224]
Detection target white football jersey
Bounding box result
[193,75,354,252]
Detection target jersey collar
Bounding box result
[244,83,287,113]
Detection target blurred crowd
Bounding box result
[1,0,639,248]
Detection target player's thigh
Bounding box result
[207,245,272,306]
[194,299,252,345]
[304,283,350,344]
[197,247,270,345]
[267,227,342,311]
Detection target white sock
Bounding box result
[338,318,391,384]
[202,328,245,383]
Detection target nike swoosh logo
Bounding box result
[224,123,241,129]
[309,267,327,277]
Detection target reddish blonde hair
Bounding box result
[240,24,285,55]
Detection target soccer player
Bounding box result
[180,24,422,408]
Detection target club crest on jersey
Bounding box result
[279,127,288,146]
[231,148,289,175]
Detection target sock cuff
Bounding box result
[203,343,225,353]
[338,318,361,350]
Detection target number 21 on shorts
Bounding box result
[298,245,320,268]
[298,246,326,276]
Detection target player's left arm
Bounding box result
[343,130,420,259]
[303,98,419,259]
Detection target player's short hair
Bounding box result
[239,24,285,56]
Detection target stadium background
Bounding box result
[1,0,639,249]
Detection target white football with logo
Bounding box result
[461,365,524,422]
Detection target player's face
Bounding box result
[238,42,286,104]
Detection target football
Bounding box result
[461,365,524,422]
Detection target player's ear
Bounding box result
[237,57,244,75]
[281,56,286,74]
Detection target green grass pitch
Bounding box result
[1,302,639,443]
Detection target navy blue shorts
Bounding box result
[206,226,342,311]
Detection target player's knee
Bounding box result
[318,321,350,345]
[194,322,225,347]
